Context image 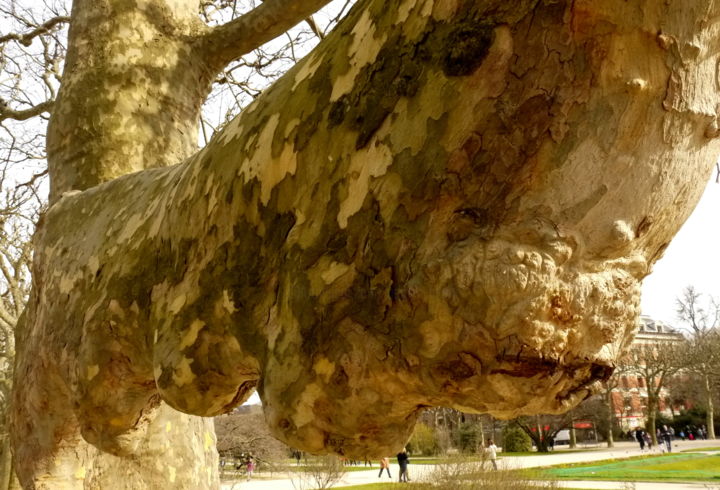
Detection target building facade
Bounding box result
[611,315,686,430]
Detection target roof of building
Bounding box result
[635,315,685,341]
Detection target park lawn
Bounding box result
[681,446,720,452]
[407,450,584,465]
[340,484,399,489]
[340,483,587,490]
[537,452,720,482]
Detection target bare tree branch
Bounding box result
[197,0,334,69]
[0,99,54,122]
[0,15,70,46]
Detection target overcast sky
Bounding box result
[640,173,719,327]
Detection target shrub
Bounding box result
[408,422,440,455]
[416,455,559,489]
[456,422,484,453]
[289,455,346,490]
[502,424,532,452]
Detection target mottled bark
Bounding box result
[45,0,212,201]
[12,0,720,488]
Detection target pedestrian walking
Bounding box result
[643,430,652,450]
[485,439,498,470]
[635,428,645,450]
[378,457,391,478]
[661,425,672,452]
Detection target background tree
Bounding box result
[214,405,290,471]
[407,422,440,456]
[620,341,685,446]
[598,374,620,448]
[514,413,574,453]
[596,344,634,448]
[676,285,720,439]
[0,174,41,490]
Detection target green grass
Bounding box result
[681,446,720,452]
[339,481,589,490]
[537,452,720,482]
[340,484,399,489]
[403,450,583,465]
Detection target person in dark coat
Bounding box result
[661,425,672,452]
[635,428,645,450]
[396,448,410,483]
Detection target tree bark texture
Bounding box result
[12,0,720,487]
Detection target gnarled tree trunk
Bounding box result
[12,0,720,488]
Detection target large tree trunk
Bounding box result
[12,0,720,488]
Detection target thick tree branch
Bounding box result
[197,0,333,69]
[0,15,70,47]
[0,99,54,122]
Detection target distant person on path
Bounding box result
[635,428,645,450]
[396,448,410,482]
[661,425,672,452]
[378,457,391,478]
[643,430,652,450]
[485,439,498,470]
[246,458,256,481]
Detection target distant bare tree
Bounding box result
[676,285,720,439]
[0,173,41,490]
[620,341,685,446]
[515,413,574,453]
[598,362,633,448]
[214,406,289,471]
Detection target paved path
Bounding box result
[222,439,720,490]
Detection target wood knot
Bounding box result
[705,118,720,139]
